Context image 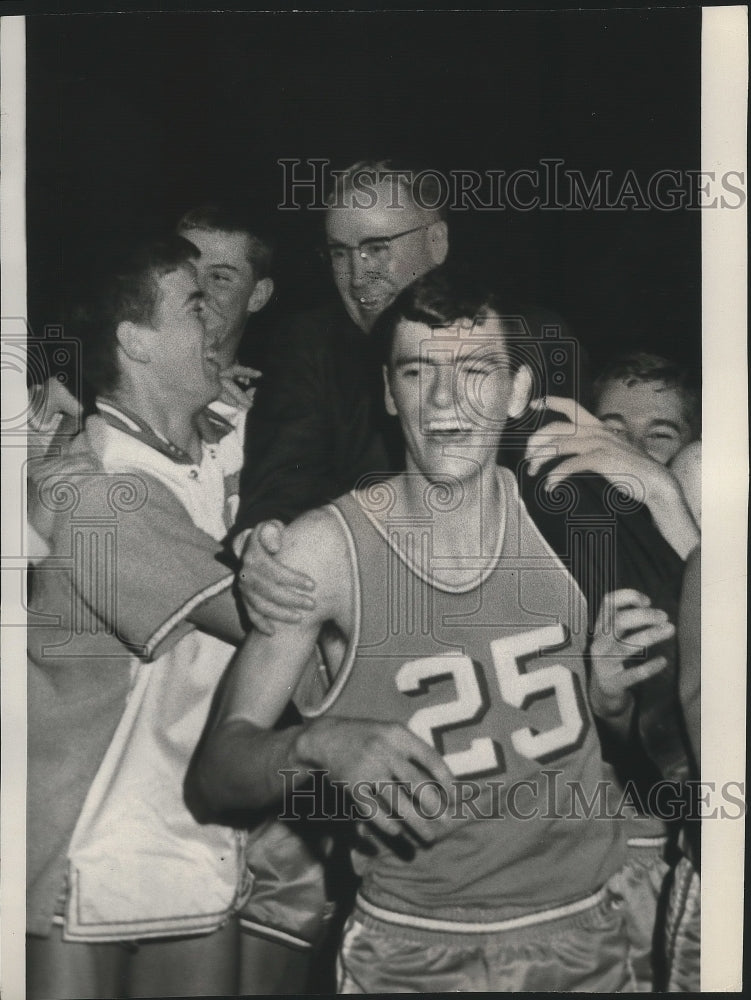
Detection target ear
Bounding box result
[427,220,449,265]
[508,365,533,419]
[383,365,398,417]
[115,320,151,363]
[246,277,274,315]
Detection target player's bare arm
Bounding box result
[588,588,675,726]
[526,397,700,559]
[234,520,317,636]
[185,588,248,646]
[197,506,457,844]
[181,518,318,644]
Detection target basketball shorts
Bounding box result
[336,866,649,994]
[665,855,700,992]
[614,835,670,991]
[51,817,336,953]
[238,817,336,951]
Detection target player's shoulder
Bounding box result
[281,505,352,574]
[279,506,355,623]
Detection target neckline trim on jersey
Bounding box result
[353,467,509,595]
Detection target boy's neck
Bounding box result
[108,385,204,463]
[395,462,504,572]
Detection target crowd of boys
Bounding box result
[26,162,701,996]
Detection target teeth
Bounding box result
[426,419,466,433]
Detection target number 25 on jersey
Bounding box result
[395,625,590,779]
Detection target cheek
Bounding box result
[228,288,247,311]
[389,257,421,287]
[467,378,513,423]
[333,272,351,294]
[662,440,685,463]
[191,341,205,364]
[478,377,507,406]
[391,387,421,424]
[392,246,431,284]
[646,440,677,464]
[212,285,237,304]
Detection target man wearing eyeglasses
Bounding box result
[325,196,447,335]
[234,161,448,630]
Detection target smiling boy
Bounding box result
[592,352,699,466]
[197,267,674,992]
[26,235,253,999]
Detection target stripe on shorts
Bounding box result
[356,886,609,935]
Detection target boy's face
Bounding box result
[142,264,221,406]
[594,378,693,465]
[384,314,530,483]
[178,228,262,367]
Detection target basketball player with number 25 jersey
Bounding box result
[198,266,676,992]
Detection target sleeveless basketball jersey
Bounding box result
[296,467,625,921]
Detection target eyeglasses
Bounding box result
[321,225,429,273]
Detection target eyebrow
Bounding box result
[393,355,432,367]
[599,412,683,434]
[393,353,505,368]
[209,263,241,273]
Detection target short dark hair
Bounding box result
[325,159,447,221]
[371,264,535,373]
[177,203,274,279]
[592,351,701,437]
[77,233,199,396]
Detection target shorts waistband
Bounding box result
[355,885,609,936]
[626,835,669,849]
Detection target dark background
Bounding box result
[26,8,702,379]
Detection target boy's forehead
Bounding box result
[179,226,252,264]
[393,316,509,358]
[598,378,685,414]
[325,179,424,240]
